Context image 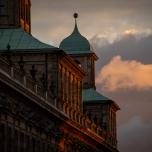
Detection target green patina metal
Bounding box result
[59,18,92,54]
[82,88,111,103]
[0,28,55,51]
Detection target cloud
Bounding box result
[91,33,152,68]
[96,56,152,92]
[92,32,152,152]
[31,0,152,46]
[118,117,152,152]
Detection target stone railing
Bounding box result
[0,57,51,103]
[62,101,110,142]
[0,56,116,148]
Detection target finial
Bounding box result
[7,43,11,50]
[73,13,78,19]
[73,13,78,30]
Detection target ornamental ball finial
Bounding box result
[73,13,78,19]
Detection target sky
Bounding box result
[31,0,152,152]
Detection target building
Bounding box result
[0,0,119,152]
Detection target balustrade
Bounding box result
[0,56,111,143]
[0,56,47,101]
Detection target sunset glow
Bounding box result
[124,29,138,35]
[96,56,152,92]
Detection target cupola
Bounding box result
[59,13,92,54]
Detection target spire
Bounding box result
[74,13,78,25]
[73,13,79,34]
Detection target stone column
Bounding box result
[71,74,74,107]
[70,74,73,106]
[73,75,76,110]
[65,68,68,101]
[79,81,83,112]
[69,73,72,106]
[59,64,62,99]
[62,67,65,102]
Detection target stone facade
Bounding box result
[70,54,97,89]
[0,54,118,152]
[0,0,119,151]
[0,0,31,33]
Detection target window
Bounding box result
[0,0,7,16]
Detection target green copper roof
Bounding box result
[0,28,55,50]
[82,88,111,103]
[59,15,92,54]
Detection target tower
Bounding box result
[60,13,98,89]
[60,13,120,147]
[0,0,31,33]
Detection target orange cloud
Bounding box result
[124,29,138,35]
[96,56,152,92]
